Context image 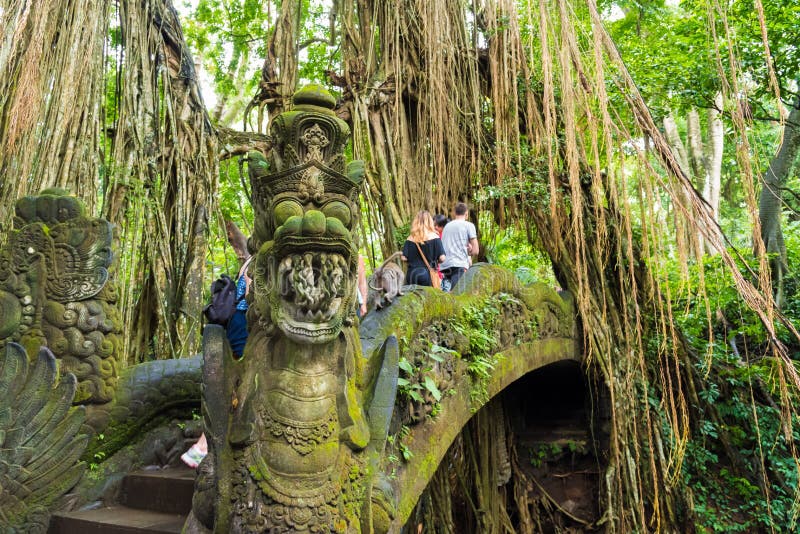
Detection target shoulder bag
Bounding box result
[414,241,441,290]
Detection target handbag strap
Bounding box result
[414,241,435,272]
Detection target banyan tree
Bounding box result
[0,0,798,532]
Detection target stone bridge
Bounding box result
[360,264,580,528]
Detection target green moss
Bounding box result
[292,84,337,109]
[302,210,327,235]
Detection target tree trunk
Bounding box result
[0,0,109,232]
[225,220,250,262]
[686,107,708,251]
[759,90,800,308]
[106,0,217,361]
[686,108,707,183]
[703,93,724,253]
[663,113,690,175]
[246,0,301,132]
[663,113,699,259]
[333,0,487,255]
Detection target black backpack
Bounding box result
[203,274,239,326]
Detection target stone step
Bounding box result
[119,467,196,515]
[49,505,185,534]
[48,467,195,534]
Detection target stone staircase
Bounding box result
[49,467,195,534]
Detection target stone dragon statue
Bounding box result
[0,188,120,408]
[185,85,399,533]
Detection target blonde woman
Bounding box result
[401,211,446,287]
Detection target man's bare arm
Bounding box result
[468,237,479,257]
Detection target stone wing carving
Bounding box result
[0,343,88,533]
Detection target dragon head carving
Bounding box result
[248,85,364,344]
[190,86,400,534]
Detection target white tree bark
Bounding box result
[686,108,707,183]
[705,93,724,227]
[665,99,724,255]
[663,113,690,175]
[664,112,701,257]
[703,93,725,254]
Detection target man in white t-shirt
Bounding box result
[439,202,478,291]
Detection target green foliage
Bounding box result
[180,0,340,127]
[452,295,508,407]
[396,343,454,420]
[397,425,414,462]
[529,440,587,468]
[482,224,556,285]
[181,0,268,124]
[393,222,411,250]
[682,390,800,531]
[605,0,800,114]
[657,222,800,531]
[203,157,254,297]
[296,1,342,84]
[396,357,424,404]
[603,0,797,248]
[400,341,453,390]
[665,223,800,353]
[782,219,800,322]
[385,424,414,473]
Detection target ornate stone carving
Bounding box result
[260,402,338,455]
[0,188,121,405]
[0,189,208,529]
[0,343,88,533]
[188,85,399,534]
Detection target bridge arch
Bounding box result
[389,338,581,527]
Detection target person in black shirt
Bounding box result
[434,213,449,237]
[401,210,446,286]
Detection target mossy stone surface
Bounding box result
[292,84,337,109]
[358,263,579,529]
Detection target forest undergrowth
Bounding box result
[660,221,800,531]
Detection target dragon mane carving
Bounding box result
[187,85,399,534]
[0,188,121,406]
